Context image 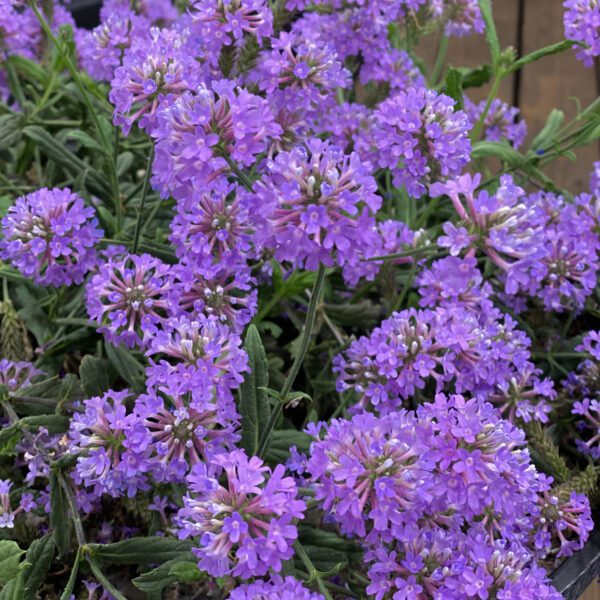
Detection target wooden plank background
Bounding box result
[419,0,600,195]
[420,2,599,598]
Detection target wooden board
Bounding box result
[519,0,599,193]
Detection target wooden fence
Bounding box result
[419,0,600,194]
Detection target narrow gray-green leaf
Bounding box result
[105,344,145,390]
[478,0,500,67]
[531,109,565,151]
[89,537,194,565]
[49,471,72,558]
[239,325,270,456]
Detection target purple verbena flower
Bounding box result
[465,97,527,149]
[564,0,600,67]
[176,449,305,578]
[227,575,324,600]
[373,87,472,198]
[86,253,171,348]
[1,188,103,287]
[69,390,151,498]
[0,359,42,395]
[255,138,382,270]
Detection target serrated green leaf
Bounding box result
[239,325,270,456]
[168,561,204,582]
[0,570,24,600]
[132,558,185,594]
[22,533,55,600]
[105,344,145,390]
[21,415,69,434]
[508,40,576,74]
[0,541,24,585]
[79,355,110,398]
[89,537,194,565]
[456,64,493,89]
[297,526,361,574]
[265,429,312,465]
[444,67,464,110]
[49,472,71,558]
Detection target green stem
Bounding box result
[29,2,122,231]
[256,263,326,458]
[87,557,128,600]
[57,472,86,547]
[471,73,503,142]
[132,146,155,254]
[294,541,334,600]
[429,35,448,86]
[392,260,417,313]
[225,155,255,191]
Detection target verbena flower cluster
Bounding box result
[0,0,598,598]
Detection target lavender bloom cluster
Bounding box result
[1,0,599,598]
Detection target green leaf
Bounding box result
[531,109,565,151]
[49,472,72,558]
[456,64,493,89]
[265,429,312,465]
[274,268,316,300]
[105,344,146,390]
[15,286,53,344]
[21,415,70,434]
[8,55,48,85]
[79,355,110,397]
[477,0,500,67]
[133,557,198,594]
[59,548,81,600]
[0,541,24,585]
[508,40,576,74]
[471,141,525,167]
[168,561,204,582]
[116,152,135,178]
[0,571,24,600]
[22,533,55,600]
[65,130,108,156]
[22,126,109,200]
[444,67,464,110]
[296,527,361,574]
[89,537,195,565]
[238,325,270,456]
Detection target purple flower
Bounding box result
[134,385,239,481]
[167,258,257,332]
[145,314,248,402]
[101,0,178,24]
[0,479,33,528]
[577,330,600,361]
[334,306,531,414]
[151,81,281,200]
[190,0,273,58]
[465,97,527,149]
[252,31,350,111]
[564,0,600,67]
[69,390,151,498]
[110,27,205,135]
[306,411,431,541]
[227,575,324,600]
[373,87,472,198]
[86,253,171,349]
[534,487,593,557]
[78,11,148,82]
[429,0,485,37]
[572,398,600,458]
[254,138,382,270]
[1,188,103,287]
[169,180,268,266]
[0,359,42,395]
[175,449,305,578]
